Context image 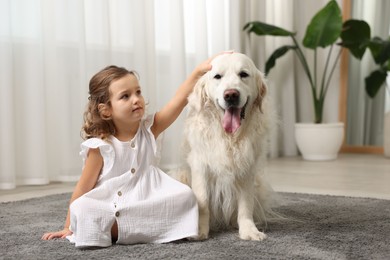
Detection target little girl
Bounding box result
[41,57,213,248]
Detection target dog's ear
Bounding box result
[254,70,267,113]
[188,75,207,112]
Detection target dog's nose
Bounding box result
[224,89,240,106]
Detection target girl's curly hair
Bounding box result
[81,65,138,141]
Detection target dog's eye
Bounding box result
[214,74,222,80]
[239,71,249,78]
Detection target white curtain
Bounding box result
[0,0,340,190]
[346,0,390,146]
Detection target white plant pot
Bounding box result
[384,111,390,158]
[384,73,390,158]
[295,123,344,161]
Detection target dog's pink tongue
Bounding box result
[223,108,241,133]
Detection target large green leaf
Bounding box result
[368,37,390,65]
[303,0,342,49]
[265,45,297,75]
[340,19,370,59]
[243,21,295,37]
[365,69,387,98]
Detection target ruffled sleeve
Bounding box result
[143,114,163,165]
[80,138,115,174]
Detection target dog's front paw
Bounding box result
[239,222,267,241]
[195,232,209,241]
[198,226,209,240]
[239,229,267,241]
[191,209,209,240]
[194,222,209,240]
[188,229,209,241]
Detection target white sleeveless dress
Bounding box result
[67,115,198,248]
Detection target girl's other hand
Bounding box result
[41,228,72,240]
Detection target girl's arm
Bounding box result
[151,58,213,138]
[41,148,103,240]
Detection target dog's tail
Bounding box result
[253,175,287,228]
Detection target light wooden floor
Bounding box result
[1,154,389,203]
[266,153,390,200]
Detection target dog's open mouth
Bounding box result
[222,99,248,134]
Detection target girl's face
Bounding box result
[107,74,145,127]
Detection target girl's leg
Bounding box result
[111,220,118,242]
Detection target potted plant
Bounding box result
[243,0,368,161]
[342,21,390,157]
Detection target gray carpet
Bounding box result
[1,192,389,260]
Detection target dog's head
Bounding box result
[189,52,267,134]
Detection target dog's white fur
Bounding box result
[171,53,275,241]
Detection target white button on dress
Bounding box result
[68,114,198,248]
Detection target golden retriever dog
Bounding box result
[171,52,275,241]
